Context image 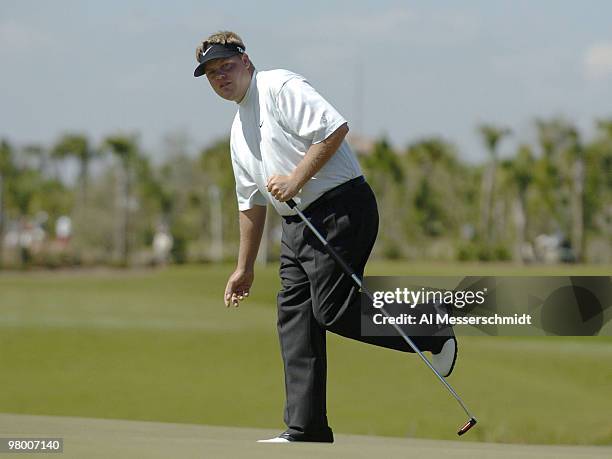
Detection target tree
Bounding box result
[565,128,585,261]
[407,138,459,237]
[137,157,174,223]
[363,138,404,186]
[362,138,405,257]
[583,120,612,262]
[500,145,534,262]
[199,138,238,261]
[53,134,98,206]
[103,135,140,266]
[477,124,511,245]
[23,144,49,175]
[0,140,14,267]
[534,118,584,260]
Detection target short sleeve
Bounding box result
[230,145,267,211]
[275,77,347,144]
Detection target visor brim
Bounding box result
[193,47,242,77]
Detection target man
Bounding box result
[194,31,457,443]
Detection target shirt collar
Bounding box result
[238,69,257,106]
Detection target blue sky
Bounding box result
[1,0,612,162]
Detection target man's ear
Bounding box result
[241,53,250,69]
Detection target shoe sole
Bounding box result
[433,335,458,377]
[446,336,458,377]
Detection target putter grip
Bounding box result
[286,199,297,209]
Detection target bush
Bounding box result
[456,243,511,262]
[382,241,402,260]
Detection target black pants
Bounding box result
[276,179,445,440]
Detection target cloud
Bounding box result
[0,20,54,51]
[584,42,612,81]
[277,6,480,51]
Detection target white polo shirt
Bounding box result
[229,69,362,216]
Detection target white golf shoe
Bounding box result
[430,336,457,377]
[257,430,333,443]
[257,436,291,443]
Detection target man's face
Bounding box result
[205,54,252,103]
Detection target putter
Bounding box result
[286,198,477,436]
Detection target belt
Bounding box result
[283,176,366,223]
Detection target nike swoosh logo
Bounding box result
[202,46,214,58]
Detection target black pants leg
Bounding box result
[276,237,332,441]
[276,182,444,439]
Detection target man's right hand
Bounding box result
[224,268,254,307]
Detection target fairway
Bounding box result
[0,263,611,446]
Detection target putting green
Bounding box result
[0,413,610,459]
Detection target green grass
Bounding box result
[0,262,611,445]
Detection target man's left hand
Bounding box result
[267,174,300,202]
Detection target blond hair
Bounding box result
[195,31,247,63]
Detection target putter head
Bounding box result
[457,417,477,436]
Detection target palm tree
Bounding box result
[501,145,534,262]
[565,128,585,262]
[0,140,14,267]
[53,134,97,207]
[408,138,459,237]
[477,124,511,245]
[103,135,139,266]
[23,144,49,175]
[199,139,237,262]
[588,120,612,261]
[534,118,583,260]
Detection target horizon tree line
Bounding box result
[0,116,610,268]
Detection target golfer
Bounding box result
[194,31,457,443]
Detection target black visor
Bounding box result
[194,43,245,77]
